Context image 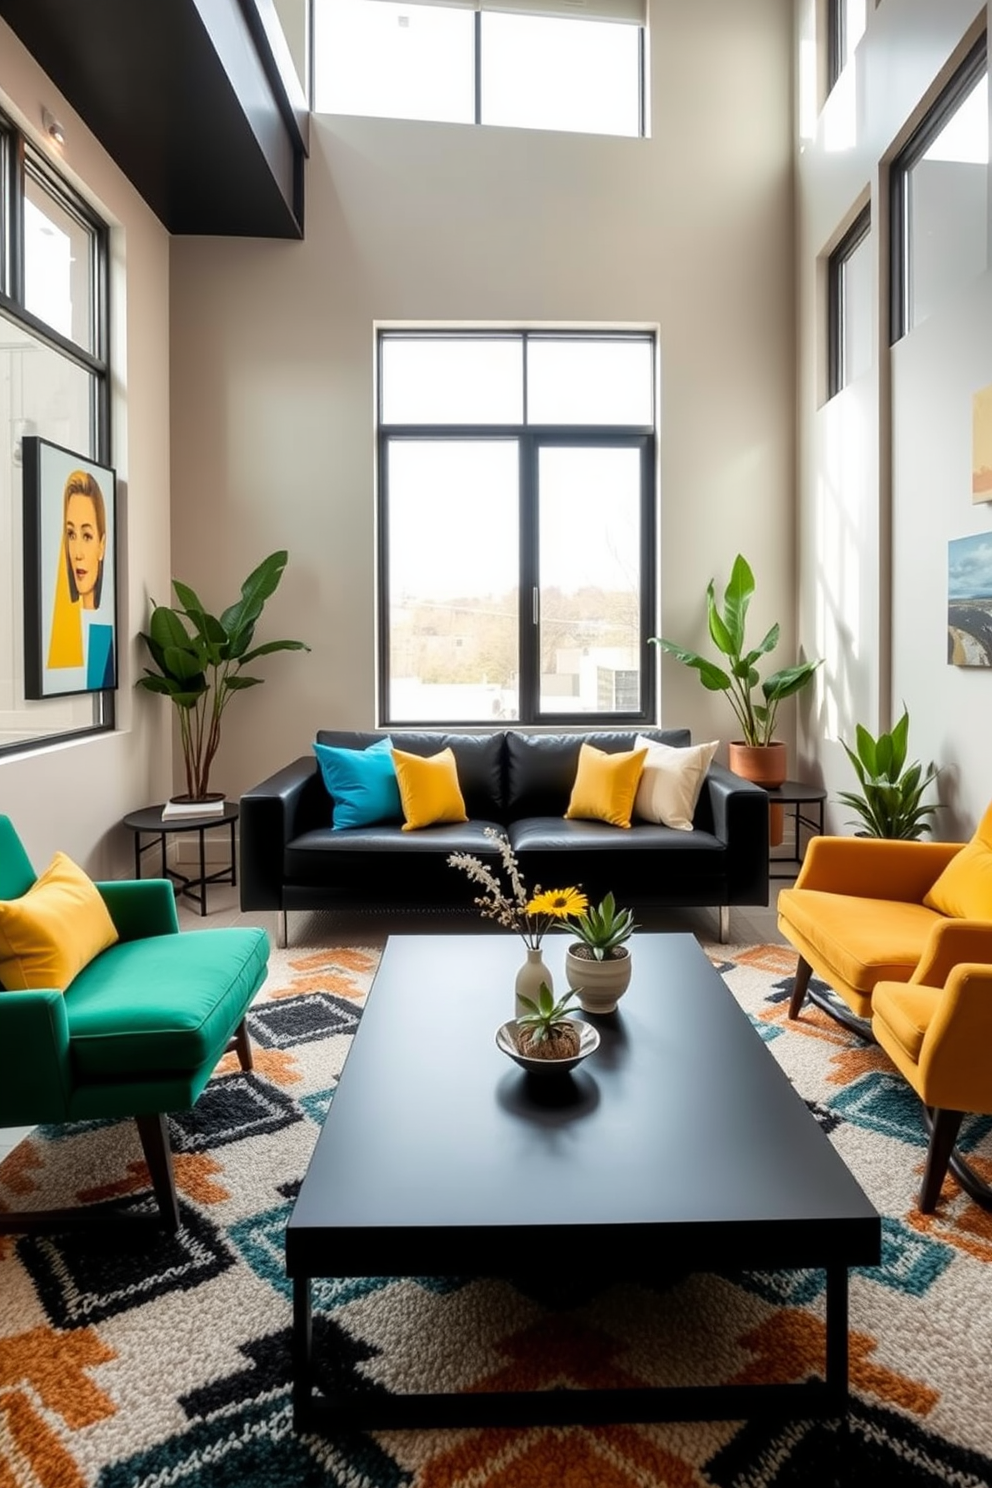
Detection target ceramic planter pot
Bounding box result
[564,944,631,1015]
[728,740,787,847]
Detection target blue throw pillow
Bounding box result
[312,737,403,830]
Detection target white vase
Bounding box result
[564,944,631,1015]
[515,947,553,1017]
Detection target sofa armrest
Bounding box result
[793,836,962,900]
[240,756,326,910]
[702,763,769,905]
[96,879,180,940]
[0,991,72,1125]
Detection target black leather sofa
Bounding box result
[239,728,769,946]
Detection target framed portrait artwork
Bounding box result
[22,436,118,699]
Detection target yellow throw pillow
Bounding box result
[564,743,648,829]
[0,851,119,992]
[392,746,469,831]
[924,805,992,919]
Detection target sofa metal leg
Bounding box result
[788,956,813,1019]
[136,1113,181,1233]
[718,906,730,944]
[277,910,288,950]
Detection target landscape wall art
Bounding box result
[948,531,992,666]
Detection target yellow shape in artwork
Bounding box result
[47,546,83,668]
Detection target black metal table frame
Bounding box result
[291,1263,852,1432]
[765,781,828,880]
[125,808,238,916]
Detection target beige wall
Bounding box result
[796,0,992,837]
[0,20,173,876]
[169,0,797,798]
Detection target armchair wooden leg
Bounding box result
[231,1017,254,1071]
[135,1113,181,1233]
[788,956,813,1019]
[919,1108,965,1214]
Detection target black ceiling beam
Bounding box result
[0,0,308,238]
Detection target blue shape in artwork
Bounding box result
[829,1071,928,1147]
[87,623,115,689]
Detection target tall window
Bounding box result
[828,206,871,396]
[891,41,988,341]
[313,0,645,138]
[377,330,656,726]
[0,117,112,754]
[827,0,867,92]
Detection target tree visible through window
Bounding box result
[377,330,656,726]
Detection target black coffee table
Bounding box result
[287,933,879,1432]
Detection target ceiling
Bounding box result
[0,0,308,238]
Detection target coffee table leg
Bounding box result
[824,1264,849,1410]
[292,1274,314,1430]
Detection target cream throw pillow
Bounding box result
[633,736,719,830]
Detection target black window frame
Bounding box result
[827,204,871,398]
[890,36,987,345]
[376,329,657,730]
[312,0,647,140]
[0,110,114,760]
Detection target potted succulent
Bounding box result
[649,553,821,844]
[563,892,637,1014]
[837,708,940,839]
[514,983,583,1060]
[137,550,310,805]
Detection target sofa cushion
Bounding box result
[634,735,719,830]
[393,747,469,830]
[505,729,691,819]
[313,736,403,830]
[316,730,504,819]
[64,927,268,1079]
[872,980,940,1065]
[777,887,941,996]
[284,820,505,883]
[0,852,118,993]
[564,742,647,828]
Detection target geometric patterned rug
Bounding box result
[3,937,992,1488]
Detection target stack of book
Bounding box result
[161,797,227,821]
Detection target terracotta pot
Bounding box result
[728,741,787,848]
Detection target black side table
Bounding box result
[122,802,239,915]
[762,781,827,880]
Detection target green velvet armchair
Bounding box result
[0,814,269,1233]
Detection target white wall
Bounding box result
[169,0,798,799]
[0,20,173,876]
[796,0,992,838]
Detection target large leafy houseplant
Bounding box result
[137,550,310,802]
[650,554,820,748]
[837,709,939,839]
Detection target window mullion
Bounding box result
[518,433,539,724]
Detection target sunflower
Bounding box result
[526,887,588,919]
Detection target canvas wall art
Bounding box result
[947,531,992,666]
[972,382,992,502]
[22,436,118,699]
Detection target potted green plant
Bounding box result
[563,892,637,1014]
[650,554,821,844]
[837,708,940,839]
[137,550,310,804]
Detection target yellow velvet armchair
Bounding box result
[872,961,992,1212]
[778,830,992,1034]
